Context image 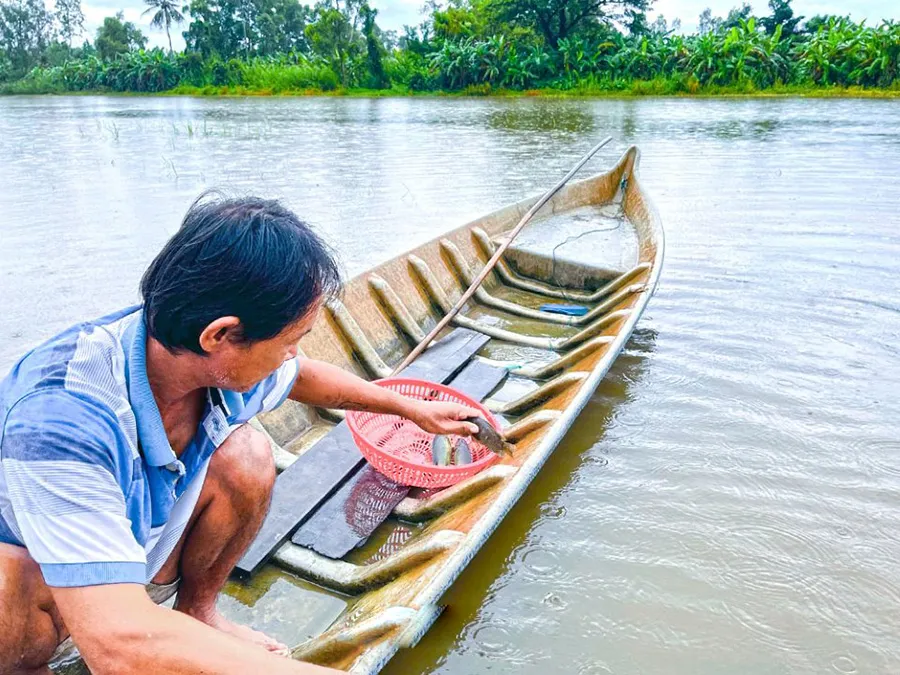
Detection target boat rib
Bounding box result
[470,226,653,303]
[407,254,630,351]
[273,530,464,595]
[440,238,646,326]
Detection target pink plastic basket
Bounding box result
[345,378,502,489]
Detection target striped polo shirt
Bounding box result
[0,306,300,587]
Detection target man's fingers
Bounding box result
[447,422,478,435]
[450,406,481,435]
[422,403,482,435]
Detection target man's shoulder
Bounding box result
[0,391,137,505]
[1,306,142,444]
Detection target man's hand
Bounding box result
[406,400,481,436]
[289,360,484,436]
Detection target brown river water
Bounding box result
[1,96,899,674]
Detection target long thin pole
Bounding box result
[391,136,613,376]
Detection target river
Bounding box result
[1,95,899,674]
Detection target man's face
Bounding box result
[207,305,321,392]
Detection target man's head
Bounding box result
[141,193,342,391]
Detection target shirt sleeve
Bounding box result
[0,390,147,587]
[252,357,302,415]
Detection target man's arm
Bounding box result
[288,359,479,436]
[52,584,339,675]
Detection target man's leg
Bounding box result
[151,424,285,652]
[0,425,281,673]
[0,543,66,675]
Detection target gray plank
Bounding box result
[234,328,490,579]
[234,424,360,579]
[291,359,507,559]
[400,328,489,382]
[290,464,408,558]
[443,359,508,403]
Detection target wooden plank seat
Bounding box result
[234,328,492,579]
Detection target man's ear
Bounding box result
[198,316,242,354]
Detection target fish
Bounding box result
[467,416,515,457]
[453,438,473,465]
[430,434,453,466]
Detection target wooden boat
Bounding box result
[54,146,663,674]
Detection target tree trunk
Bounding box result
[536,11,558,49]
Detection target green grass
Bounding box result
[238,60,340,92]
[0,74,65,94]
[6,77,900,99]
[157,82,900,99]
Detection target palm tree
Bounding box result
[142,0,184,54]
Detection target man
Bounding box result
[0,195,480,674]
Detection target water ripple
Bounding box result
[851,439,900,478]
[831,654,858,674]
[469,624,528,662]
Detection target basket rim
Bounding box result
[345,378,501,483]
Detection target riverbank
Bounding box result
[4,81,900,99]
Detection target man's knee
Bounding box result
[0,550,33,664]
[209,425,276,506]
[0,544,62,672]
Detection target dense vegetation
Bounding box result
[1,0,898,95]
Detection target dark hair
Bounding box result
[141,192,342,355]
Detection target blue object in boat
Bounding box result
[539,303,589,317]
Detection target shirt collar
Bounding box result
[207,382,243,420]
[126,310,177,468]
[220,388,242,418]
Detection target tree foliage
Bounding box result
[760,0,801,37]
[55,0,84,47]
[95,12,147,61]
[698,8,721,35]
[183,0,313,59]
[722,3,753,30]
[493,0,647,48]
[361,3,387,87]
[649,14,680,36]
[624,8,649,37]
[305,7,350,84]
[0,0,55,77]
[142,0,184,54]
